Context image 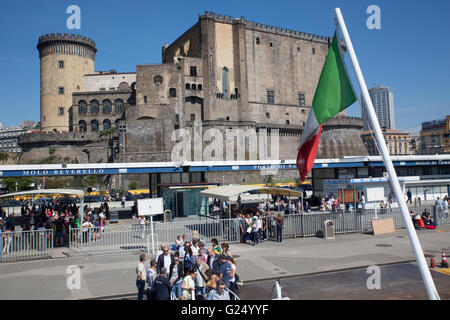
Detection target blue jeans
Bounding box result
[136,279,145,300]
[172,280,182,298]
[195,286,206,296]
[253,231,259,245]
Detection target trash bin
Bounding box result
[323,220,335,239]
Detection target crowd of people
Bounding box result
[136,236,239,300]
[0,198,111,248]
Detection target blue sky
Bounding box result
[0,0,449,132]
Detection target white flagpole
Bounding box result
[334,7,440,300]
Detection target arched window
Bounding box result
[186,83,190,90]
[78,120,87,132]
[198,84,202,91]
[114,99,123,113]
[222,67,228,98]
[256,37,260,45]
[90,100,99,114]
[169,88,177,97]
[103,119,111,130]
[192,84,197,90]
[91,120,99,132]
[78,100,87,115]
[286,120,290,125]
[102,99,112,114]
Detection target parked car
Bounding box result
[33,197,54,207]
[0,199,23,207]
[84,195,104,203]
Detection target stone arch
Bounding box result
[118,82,129,90]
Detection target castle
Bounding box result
[20,11,367,186]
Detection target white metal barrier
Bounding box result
[1,229,54,263]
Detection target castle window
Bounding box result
[226,116,230,121]
[192,84,197,90]
[197,84,202,91]
[90,100,99,114]
[58,61,64,68]
[266,112,270,119]
[312,47,315,54]
[256,37,260,45]
[169,88,177,97]
[102,99,112,114]
[78,100,87,115]
[270,42,273,47]
[222,67,229,98]
[186,83,190,90]
[58,107,64,116]
[78,120,87,132]
[114,99,123,113]
[190,114,195,121]
[175,114,179,123]
[267,90,275,104]
[102,119,111,131]
[286,120,290,125]
[297,47,300,52]
[301,109,305,113]
[298,93,305,107]
[190,97,195,104]
[190,66,197,77]
[91,120,99,132]
[144,96,147,103]
[58,87,64,94]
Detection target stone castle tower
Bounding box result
[37,33,97,132]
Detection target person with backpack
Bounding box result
[184,246,195,274]
[146,259,157,300]
[169,253,184,299]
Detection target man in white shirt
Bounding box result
[136,254,146,300]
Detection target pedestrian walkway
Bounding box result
[0,227,448,299]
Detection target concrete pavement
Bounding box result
[0,227,449,299]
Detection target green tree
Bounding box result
[128,181,138,190]
[2,177,33,192]
[0,152,9,164]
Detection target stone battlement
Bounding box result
[19,131,109,146]
[199,11,330,44]
[38,33,96,48]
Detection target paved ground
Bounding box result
[239,262,450,300]
[0,226,449,300]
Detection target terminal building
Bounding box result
[1,154,449,216]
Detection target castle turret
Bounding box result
[37,33,97,132]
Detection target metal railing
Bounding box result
[260,205,439,240]
[0,229,53,263]
[64,205,445,257]
[68,218,241,257]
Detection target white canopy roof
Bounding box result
[0,189,85,198]
[199,185,301,202]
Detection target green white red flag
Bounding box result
[297,30,357,182]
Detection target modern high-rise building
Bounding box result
[361,86,395,131]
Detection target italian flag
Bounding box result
[297,30,357,182]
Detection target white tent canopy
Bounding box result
[199,185,301,202]
[0,189,85,198]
